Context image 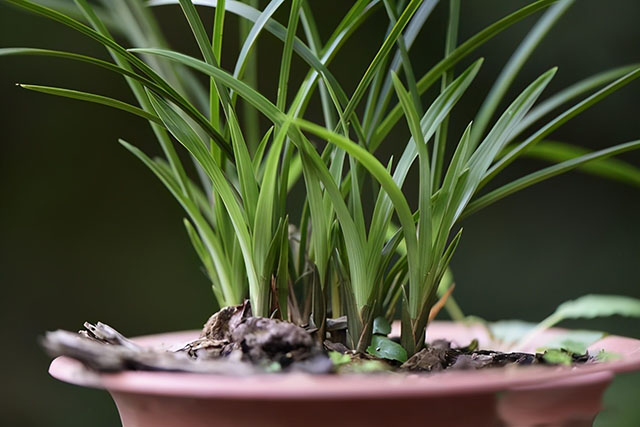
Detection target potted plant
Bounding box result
[3,0,640,425]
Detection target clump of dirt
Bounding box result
[182,303,330,372]
[43,302,331,374]
[42,303,592,375]
[400,339,589,372]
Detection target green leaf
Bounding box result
[183,218,224,303]
[482,67,640,188]
[227,107,259,226]
[366,0,442,139]
[2,46,228,157]
[337,359,391,373]
[342,0,423,122]
[294,118,418,308]
[554,295,640,320]
[212,0,226,64]
[391,73,432,310]
[275,217,289,320]
[513,64,639,139]
[542,330,607,355]
[520,140,640,188]
[119,140,239,306]
[432,0,460,188]
[252,125,287,276]
[472,0,574,143]
[177,0,217,65]
[448,67,557,233]
[515,294,640,350]
[133,48,284,124]
[329,351,351,366]
[209,0,226,132]
[252,126,274,175]
[299,0,337,129]
[542,348,573,365]
[596,350,622,362]
[464,139,640,218]
[490,320,537,344]
[145,90,266,316]
[372,0,559,147]
[6,0,158,81]
[276,0,302,112]
[367,335,408,363]
[300,147,331,283]
[493,324,606,355]
[17,84,161,124]
[151,0,351,119]
[233,0,284,84]
[372,316,392,336]
[382,0,422,117]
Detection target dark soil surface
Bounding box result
[42,302,591,375]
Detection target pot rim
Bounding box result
[49,321,640,400]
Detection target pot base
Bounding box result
[49,322,640,426]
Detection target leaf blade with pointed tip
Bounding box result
[367,335,408,363]
[463,140,640,218]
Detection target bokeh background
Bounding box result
[1,0,638,425]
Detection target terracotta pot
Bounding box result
[49,321,640,427]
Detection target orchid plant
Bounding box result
[4,0,639,358]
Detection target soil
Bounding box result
[42,302,592,375]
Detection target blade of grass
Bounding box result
[383,0,422,116]
[152,0,351,122]
[513,64,640,139]
[342,0,423,122]
[391,72,433,317]
[252,126,274,174]
[253,124,289,286]
[366,0,439,139]
[177,0,232,165]
[463,140,640,218]
[227,107,259,226]
[472,0,573,144]
[7,0,232,157]
[452,68,557,222]
[119,140,239,305]
[146,90,266,316]
[365,59,482,277]
[277,0,302,112]
[210,0,225,135]
[482,67,640,188]
[293,120,418,310]
[371,0,559,150]
[300,0,336,130]
[431,0,459,188]
[132,48,284,123]
[237,0,261,153]
[183,218,225,303]
[520,140,640,188]
[1,46,227,160]
[17,84,162,124]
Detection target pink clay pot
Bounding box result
[49,321,640,427]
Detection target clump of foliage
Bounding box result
[3,0,639,358]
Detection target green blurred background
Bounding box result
[0,0,638,425]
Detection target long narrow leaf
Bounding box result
[372,0,559,148]
[146,90,267,316]
[482,67,640,188]
[472,0,573,143]
[521,140,640,188]
[463,140,640,218]
[17,84,161,124]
